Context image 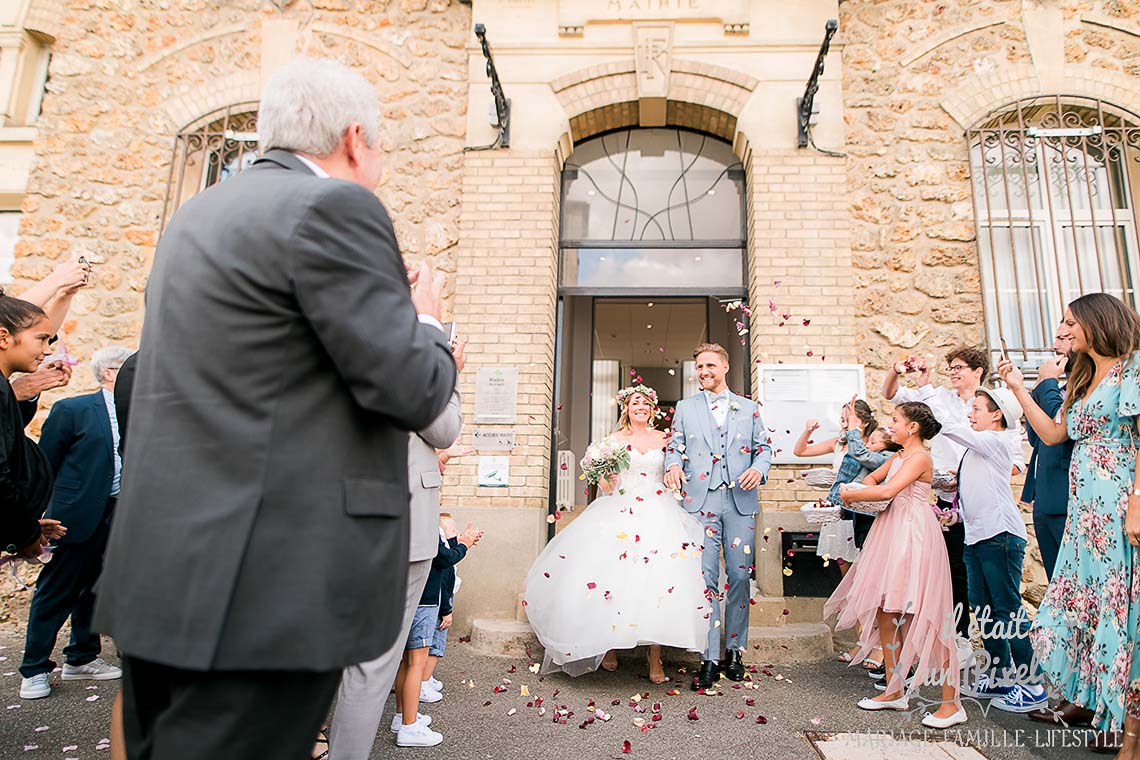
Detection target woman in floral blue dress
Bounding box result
[1000,293,1140,758]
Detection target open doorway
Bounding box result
[551,296,750,526]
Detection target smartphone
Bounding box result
[441,321,458,344]
[999,336,1009,362]
[77,255,89,286]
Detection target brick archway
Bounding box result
[551,58,759,144]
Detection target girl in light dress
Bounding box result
[523,386,709,684]
[795,398,898,666]
[824,401,965,730]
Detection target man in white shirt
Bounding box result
[883,346,1024,663]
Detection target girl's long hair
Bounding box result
[1063,293,1140,415]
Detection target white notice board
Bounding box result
[756,364,866,465]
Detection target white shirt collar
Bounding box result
[293,153,330,179]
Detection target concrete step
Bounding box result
[469,618,541,659]
[748,595,788,627]
[744,623,834,664]
[470,619,835,664]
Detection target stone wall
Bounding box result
[842,0,1140,400]
[14,0,470,401]
[839,0,1140,608]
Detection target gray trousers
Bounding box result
[328,559,432,760]
[697,488,756,661]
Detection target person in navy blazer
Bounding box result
[18,346,132,700]
[1019,324,1075,581]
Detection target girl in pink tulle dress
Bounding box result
[823,401,965,729]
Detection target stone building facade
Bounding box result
[1,0,1137,657]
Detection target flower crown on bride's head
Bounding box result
[616,384,659,408]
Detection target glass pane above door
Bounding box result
[561,129,744,243]
[559,247,744,290]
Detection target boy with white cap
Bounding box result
[925,385,1047,715]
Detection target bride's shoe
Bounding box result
[648,653,668,684]
[601,651,618,672]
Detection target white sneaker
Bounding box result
[396,721,443,747]
[61,658,122,681]
[425,676,443,692]
[390,712,432,733]
[419,682,442,703]
[19,673,51,699]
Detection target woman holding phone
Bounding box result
[998,293,1140,757]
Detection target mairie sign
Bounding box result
[559,0,749,34]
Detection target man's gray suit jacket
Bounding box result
[93,149,457,672]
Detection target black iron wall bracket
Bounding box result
[467,23,511,151]
[797,19,844,158]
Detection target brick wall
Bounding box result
[744,147,858,512]
[445,150,561,509]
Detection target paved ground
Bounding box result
[0,624,1111,760]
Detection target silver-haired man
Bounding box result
[19,346,133,701]
[92,57,456,759]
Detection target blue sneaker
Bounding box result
[990,684,1048,713]
[962,674,1012,699]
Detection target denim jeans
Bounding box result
[963,531,1040,685]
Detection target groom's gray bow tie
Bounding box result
[707,391,729,403]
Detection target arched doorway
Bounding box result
[551,128,748,528]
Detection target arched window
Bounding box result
[968,97,1140,367]
[559,128,745,292]
[161,104,259,231]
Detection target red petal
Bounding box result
[622,740,632,754]
[586,582,597,590]
[735,711,745,719]
[756,715,768,724]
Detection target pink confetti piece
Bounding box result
[63,746,78,752]
[33,725,47,732]
[86,695,100,702]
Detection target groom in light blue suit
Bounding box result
[664,343,772,691]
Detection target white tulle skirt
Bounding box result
[523,488,710,676]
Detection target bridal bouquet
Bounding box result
[579,436,631,485]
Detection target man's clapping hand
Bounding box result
[451,340,466,373]
[11,361,72,401]
[408,261,445,323]
[1037,354,1067,381]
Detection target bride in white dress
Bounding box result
[523,386,709,682]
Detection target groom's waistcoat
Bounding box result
[709,416,731,489]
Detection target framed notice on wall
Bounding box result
[474,367,519,424]
[755,364,866,465]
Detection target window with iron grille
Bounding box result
[967,96,1140,370]
[161,104,259,232]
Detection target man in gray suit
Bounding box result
[92,58,457,760]
[328,342,464,757]
[664,343,772,691]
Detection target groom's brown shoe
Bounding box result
[723,649,745,682]
[691,660,718,691]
